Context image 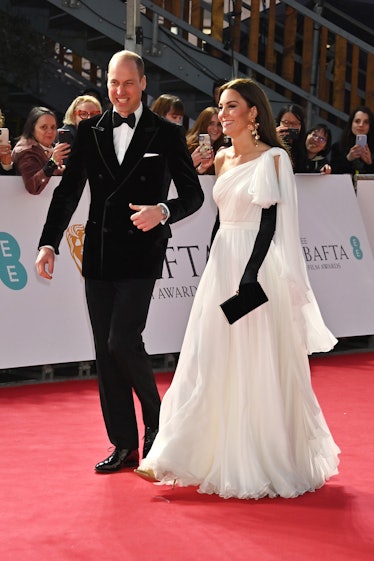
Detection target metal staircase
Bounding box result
[0,0,372,136]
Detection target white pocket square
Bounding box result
[143,153,160,158]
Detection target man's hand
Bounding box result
[129,203,164,232]
[35,247,55,280]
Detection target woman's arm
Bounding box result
[239,204,277,289]
[13,147,52,194]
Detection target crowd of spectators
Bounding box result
[1,81,373,190]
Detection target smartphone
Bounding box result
[57,128,74,146]
[286,128,299,140]
[0,127,9,146]
[356,134,367,147]
[199,133,212,158]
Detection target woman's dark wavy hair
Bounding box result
[219,78,284,149]
[306,123,332,157]
[22,106,57,139]
[338,105,374,151]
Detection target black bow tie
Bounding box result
[112,112,136,129]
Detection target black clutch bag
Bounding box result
[220,282,268,324]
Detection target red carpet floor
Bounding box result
[0,352,373,561]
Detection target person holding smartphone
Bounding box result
[330,105,374,178]
[275,104,306,172]
[186,106,226,175]
[12,106,71,194]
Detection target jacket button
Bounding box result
[127,230,134,236]
[140,175,146,182]
[98,174,103,180]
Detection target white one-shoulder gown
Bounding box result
[139,147,340,499]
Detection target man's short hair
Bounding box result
[108,50,145,78]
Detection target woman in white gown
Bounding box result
[135,78,340,499]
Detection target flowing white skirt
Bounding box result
[140,221,340,499]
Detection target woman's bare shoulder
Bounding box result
[214,146,231,175]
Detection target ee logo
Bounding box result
[0,232,28,290]
[349,236,363,260]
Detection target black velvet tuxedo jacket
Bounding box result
[39,105,204,280]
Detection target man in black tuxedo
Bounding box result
[35,50,204,473]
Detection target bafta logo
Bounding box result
[66,224,85,274]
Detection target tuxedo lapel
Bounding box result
[91,106,160,188]
[117,108,159,181]
[91,109,120,180]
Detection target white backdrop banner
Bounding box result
[296,173,374,337]
[0,177,216,368]
[356,178,374,258]
[1,173,374,368]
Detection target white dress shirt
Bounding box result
[113,104,143,163]
[112,103,169,223]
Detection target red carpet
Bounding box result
[0,353,373,561]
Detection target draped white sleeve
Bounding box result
[252,147,337,354]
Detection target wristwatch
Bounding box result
[157,203,169,221]
[43,157,58,177]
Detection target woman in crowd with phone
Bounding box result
[0,108,14,175]
[59,94,102,142]
[275,103,306,172]
[330,105,374,177]
[12,106,71,194]
[299,123,332,174]
[135,78,340,499]
[186,106,226,174]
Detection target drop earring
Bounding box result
[251,121,260,147]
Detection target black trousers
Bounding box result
[85,278,161,450]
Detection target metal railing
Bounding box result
[140,0,374,126]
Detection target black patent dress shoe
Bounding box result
[142,427,158,458]
[95,448,139,473]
